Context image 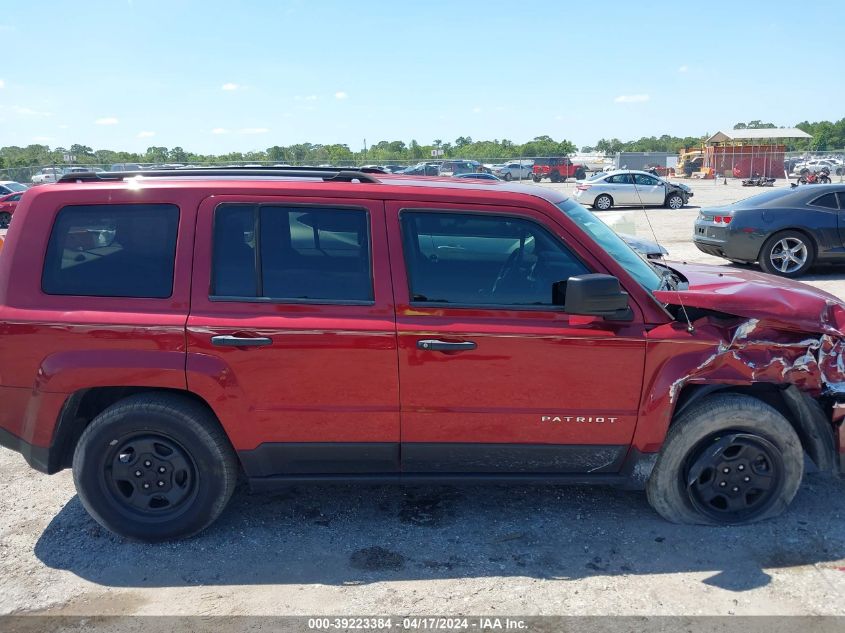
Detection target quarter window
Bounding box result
[212,204,373,302]
[810,193,839,209]
[401,211,588,307]
[42,204,179,298]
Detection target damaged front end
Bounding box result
[646,263,845,474]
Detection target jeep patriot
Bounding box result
[0,167,843,541]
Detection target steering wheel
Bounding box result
[490,248,522,296]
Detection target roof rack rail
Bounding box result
[57,166,384,184]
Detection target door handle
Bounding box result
[417,339,477,352]
[211,335,273,347]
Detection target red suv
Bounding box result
[532,157,588,183]
[0,167,842,541]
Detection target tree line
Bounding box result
[1,118,843,170]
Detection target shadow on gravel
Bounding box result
[34,473,845,592]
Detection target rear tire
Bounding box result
[574,167,586,180]
[647,393,803,525]
[758,230,815,277]
[72,393,238,541]
[593,194,613,210]
[550,171,561,183]
[0,212,10,228]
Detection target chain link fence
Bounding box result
[4,150,844,186]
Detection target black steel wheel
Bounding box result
[550,171,561,183]
[685,432,784,523]
[73,392,238,541]
[647,393,803,525]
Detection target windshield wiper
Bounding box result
[657,268,679,291]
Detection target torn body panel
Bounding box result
[632,312,845,472]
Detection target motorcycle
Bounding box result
[798,167,831,185]
[742,172,776,187]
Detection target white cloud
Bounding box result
[33,136,53,142]
[137,130,156,138]
[221,82,240,91]
[334,91,349,100]
[240,127,270,134]
[0,79,4,89]
[614,94,650,103]
[678,65,689,73]
[13,106,54,117]
[211,127,229,134]
[472,106,482,113]
[95,117,119,125]
[57,124,70,129]
[295,94,318,101]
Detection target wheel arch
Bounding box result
[672,382,837,473]
[47,387,227,474]
[756,226,819,263]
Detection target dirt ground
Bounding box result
[2,176,845,618]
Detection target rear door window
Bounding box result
[42,204,179,298]
[211,204,373,303]
[810,193,839,209]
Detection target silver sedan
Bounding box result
[573,170,692,210]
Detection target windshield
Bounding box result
[556,199,661,292]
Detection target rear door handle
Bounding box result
[211,335,273,347]
[417,339,477,352]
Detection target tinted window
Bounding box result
[838,192,845,209]
[42,204,179,298]
[607,174,632,184]
[212,205,257,297]
[810,193,839,209]
[401,212,588,307]
[212,204,372,302]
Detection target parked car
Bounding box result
[0,181,27,196]
[693,184,845,277]
[63,167,105,175]
[0,191,22,227]
[31,168,65,184]
[437,160,482,177]
[1,166,844,541]
[492,161,534,181]
[110,163,146,172]
[454,172,502,181]
[794,159,844,176]
[532,157,588,183]
[574,170,692,210]
[399,162,441,176]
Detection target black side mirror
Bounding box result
[554,274,632,321]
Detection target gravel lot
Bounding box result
[2,177,845,618]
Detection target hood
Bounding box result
[653,263,845,336]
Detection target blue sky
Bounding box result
[0,0,841,153]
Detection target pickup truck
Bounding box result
[0,166,842,541]
[532,157,588,183]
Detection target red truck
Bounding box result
[0,167,842,541]
[532,157,588,183]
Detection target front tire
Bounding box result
[593,194,613,210]
[549,171,561,183]
[758,230,815,277]
[574,167,586,180]
[503,172,512,181]
[665,193,685,209]
[72,393,238,541]
[647,393,803,525]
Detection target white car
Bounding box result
[31,167,65,184]
[573,170,692,210]
[492,161,534,181]
[794,159,844,176]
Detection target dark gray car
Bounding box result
[693,184,845,277]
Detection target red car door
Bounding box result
[385,200,647,474]
[187,195,400,478]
